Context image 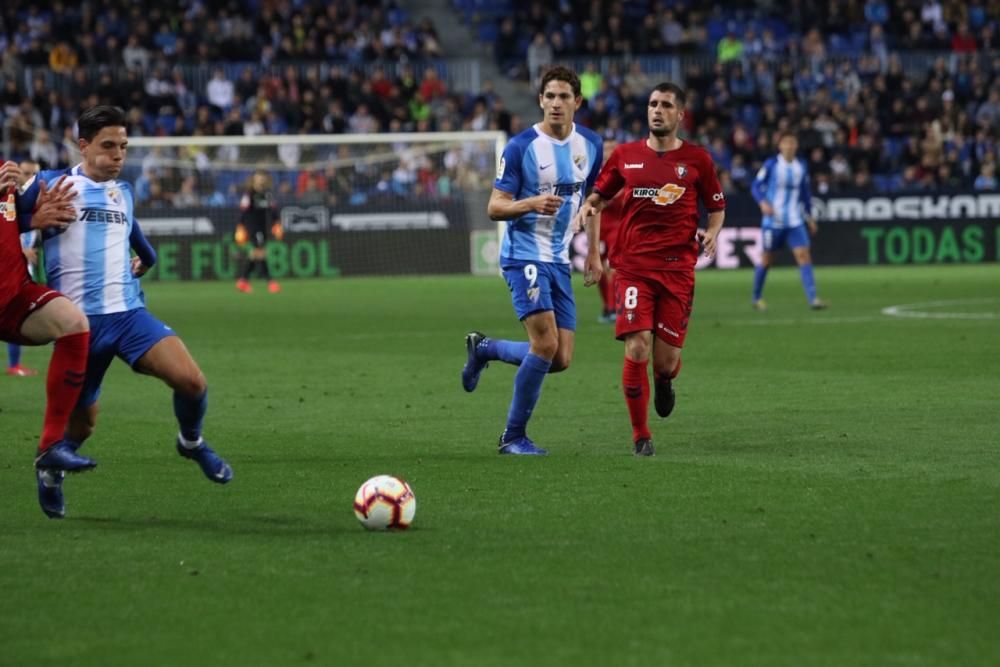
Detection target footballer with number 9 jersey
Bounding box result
[574,82,726,457]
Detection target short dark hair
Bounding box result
[778,130,799,142]
[78,105,127,142]
[650,82,687,108]
[539,66,581,98]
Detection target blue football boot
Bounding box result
[34,441,97,472]
[498,435,548,456]
[461,331,490,392]
[177,436,233,484]
[37,468,66,519]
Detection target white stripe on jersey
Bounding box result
[531,138,557,262]
[42,165,143,316]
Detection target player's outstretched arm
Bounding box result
[26,177,77,231]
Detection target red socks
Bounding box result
[599,272,615,314]
[622,357,651,443]
[39,331,89,451]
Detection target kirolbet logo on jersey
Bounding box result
[633,184,686,206]
[2,192,15,222]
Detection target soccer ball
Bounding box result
[353,475,416,530]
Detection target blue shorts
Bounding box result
[79,308,176,407]
[762,225,810,252]
[501,260,576,331]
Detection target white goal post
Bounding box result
[97,131,508,279]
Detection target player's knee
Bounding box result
[177,372,207,398]
[549,354,571,373]
[62,309,89,336]
[624,337,650,361]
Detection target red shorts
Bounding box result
[0,281,64,344]
[614,268,695,348]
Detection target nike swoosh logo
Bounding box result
[539,163,552,170]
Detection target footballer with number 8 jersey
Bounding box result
[574,82,726,457]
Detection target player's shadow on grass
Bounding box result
[73,514,352,536]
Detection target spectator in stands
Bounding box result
[526,33,552,89]
[206,68,235,113]
[973,162,996,190]
[717,24,743,63]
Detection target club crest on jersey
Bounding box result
[106,186,122,206]
[573,154,586,169]
[676,164,687,178]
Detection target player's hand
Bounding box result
[759,201,774,216]
[696,228,719,258]
[0,161,18,189]
[530,194,564,216]
[30,177,77,230]
[806,217,818,236]
[583,250,603,287]
[131,256,150,277]
[572,202,597,233]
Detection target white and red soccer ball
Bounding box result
[353,475,416,530]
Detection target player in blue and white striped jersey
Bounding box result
[461,66,604,456]
[749,132,827,310]
[17,106,232,518]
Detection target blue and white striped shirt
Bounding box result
[20,165,145,315]
[751,155,812,229]
[495,123,603,265]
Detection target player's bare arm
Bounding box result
[487,188,563,221]
[582,209,603,287]
[697,211,726,258]
[806,216,818,236]
[759,201,774,216]
[572,191,608,232]
[29,177,77,230]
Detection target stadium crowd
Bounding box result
[0,0,997,208]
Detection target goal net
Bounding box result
[109,132,506,281]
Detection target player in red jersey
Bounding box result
[0,160,96,509]
[573,82,726,456]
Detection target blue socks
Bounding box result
[7,343,20,368]
[502,353,551,442]
[482,338,529,365]
[799,263,817,303]
[752,266,768,302]
[755,264,818,304]
[174,389,208,442]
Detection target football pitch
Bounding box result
[1,265,998,666]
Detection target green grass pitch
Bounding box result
[1,265,998,666]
